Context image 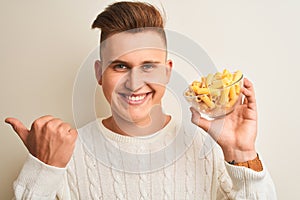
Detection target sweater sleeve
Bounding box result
[13,153,71,200]
[216,153,277,200]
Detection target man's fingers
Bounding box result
[68,129,78,143]
[242,78,257,110]
[68,128,78,135]
[5,117,30,143]
[243,78,255,102]
[57,122,77,136]
[31,115,55,130]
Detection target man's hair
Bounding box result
[91,1,166,45]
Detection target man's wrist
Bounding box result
[223,148,257,163]
[227,154,263,172]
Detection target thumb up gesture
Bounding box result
[5,116,78,168]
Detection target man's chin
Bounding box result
[117,113,151,126]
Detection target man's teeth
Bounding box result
[127,94,146,101]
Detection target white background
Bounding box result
[1,0,299,199]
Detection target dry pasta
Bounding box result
[184,69,243,117]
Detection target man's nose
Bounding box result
[125,68,145,91]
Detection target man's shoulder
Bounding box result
[76,119,105,145]
[77,119,101,134]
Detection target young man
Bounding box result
[6,1,276,199]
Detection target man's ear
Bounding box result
[165,59,173,83]
[94,60,102,85]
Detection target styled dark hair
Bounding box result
[91,1,166,44]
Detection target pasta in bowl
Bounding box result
[184,69,243,119]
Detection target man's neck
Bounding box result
[102,113,171,137]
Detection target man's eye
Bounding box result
[113,64,128,72]
[142,64,154,72]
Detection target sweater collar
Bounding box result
[97,117,177,144]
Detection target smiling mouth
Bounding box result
[119,92,152,105]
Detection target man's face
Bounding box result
[95,30,172,125]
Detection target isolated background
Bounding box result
[1,0,299,199]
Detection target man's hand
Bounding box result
[191,78,258,163]
[5,115,78,168]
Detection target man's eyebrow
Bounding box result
[108,59,162,65]
[141,60,161,64]
[108,59,128,65]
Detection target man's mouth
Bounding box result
[119,92,152,105]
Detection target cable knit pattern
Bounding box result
[163,166,173,200]
[162,129,175,200]
[84,150,102,199]
[218,167,232,199]
[66,158,79,200]
[200,133,214,199]
[13,118,277,200]
[136,144,151,200]
[139,173,150,200]
[105,139,127,200]
[185,141,196,199]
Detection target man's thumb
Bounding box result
[5,117,29,143]
[190,107,210,132]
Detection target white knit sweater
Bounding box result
[13,118,277,199]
